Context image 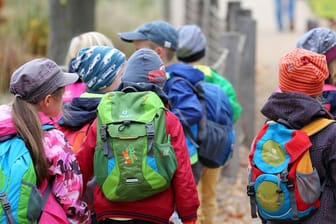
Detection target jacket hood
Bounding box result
[261,92,331,129]
[58,97,101,129]
[0,104,54,138]
[0,105,17,137]
[166,62,204,85]
[117,81,169,105]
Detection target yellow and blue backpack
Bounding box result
[247,118,334,223]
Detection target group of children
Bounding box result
[5,16,336,224]
[1,21,242,224]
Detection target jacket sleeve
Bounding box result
[165,111,200,221]
[43,129,91,224]
[167,79,203,126]
[76,119,97,191]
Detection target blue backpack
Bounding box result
[0,125,53,224]
[247,118,334,223]
[168,77,235,168]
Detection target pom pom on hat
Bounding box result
[71,46,126,92]
[279,48,329,97]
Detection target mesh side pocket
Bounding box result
[296,168,321,204]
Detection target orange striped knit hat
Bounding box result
[279,48,329,97]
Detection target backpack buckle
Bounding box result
[100,125,113,159]
[146,123,155,155]
[100,124,108,141]
[0,193,11,211]
[286,181,294,190]
[247,184,255,197]
[146,123,154,137]
[280,170,288,182]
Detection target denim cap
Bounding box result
[121,48,166,88]
[177,24,207,62]
[296,27,336,63]
[118,21,178,50]
[70,46,126,92]
[10,58,78,104]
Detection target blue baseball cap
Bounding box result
[118,21,178,50]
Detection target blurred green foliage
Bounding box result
[0,0,48,95]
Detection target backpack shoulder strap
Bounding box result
[301,118,335,136]
[169,76,198,92]
[168,76,207,146]
[302,118,336,198]
[42,124,55,131]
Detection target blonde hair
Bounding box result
[147,40,176,64]
[64,31,114,70]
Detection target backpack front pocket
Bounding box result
[254,174,292,220]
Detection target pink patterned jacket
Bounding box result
[0,104,90,223]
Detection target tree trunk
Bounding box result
[48,0,95,65]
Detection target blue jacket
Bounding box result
[164,62,204,164]
[58,93,102,130]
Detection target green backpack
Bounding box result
[94,90,177,201]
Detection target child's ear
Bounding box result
[44,94,53,106]
[155,46,164,57]
[38,94,52,110]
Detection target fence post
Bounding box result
[219,31,244,179]
[235,9,257,148]
[226,1,241,31]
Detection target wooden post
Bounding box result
[48,0,95,64]
[221,2,257,179]
[219,31,244,179]
[220,32,243,88]
[226,1,241,31]
[235,9,257,147]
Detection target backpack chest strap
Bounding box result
[0,193,15,224]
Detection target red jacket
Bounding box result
[76,111,199,223]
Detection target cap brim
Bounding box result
[118,31,148,42]
[57,72,79,87]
